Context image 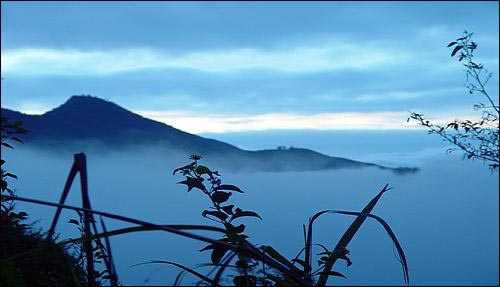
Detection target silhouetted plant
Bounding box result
[1,116,28,215]
[67,210,117,285]
[409,31,499,171]
[45,153,119,286]
[173,154,267,286]
[1,117,87,287]
[1,120,410,286]
[170,155,409,286]
[3,151,409,286]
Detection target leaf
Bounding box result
[214,184,244,193]
[5,173,18,179]
[260,245,302,274]
[130,260,220,286]
[178,176,206,192]
[447,41,457,47]
[227,223,245,234]
[199,244,215,252]
[231,209,262,221]
[202,210,228,221]
[319,271,346,278]
[2,142,14,149]
[69,219,80,225]
[333,247,352,267]
[221,205,234,215]
[211,191,232,203]
[451,45,462,57]
[173,162,195,175]
[291,258,310,272]
[211,246,229,264]
[195,165,212,175]
[11,137,24,144]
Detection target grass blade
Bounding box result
[313,208,409,285]
[46,160,79,242]
[213,251,238,285]
[4,194,312,286]
[99,217,118,286]
[321,210,409,285]
[260,245,302,274]
[74,154,95,287]
[316,184,393,286]
[131,260,221,286]
[5,225,227,262]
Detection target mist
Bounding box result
[3,132,498,286]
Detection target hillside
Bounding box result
[1,96,418,174]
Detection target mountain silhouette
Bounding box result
[1,95,418,174]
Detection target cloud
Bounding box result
[353,87,465,102]
[1,41,413,76]
[136,110,479,133]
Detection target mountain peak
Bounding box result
[46,95,134,119]
[67,94,109,103]
[61,95,120,109]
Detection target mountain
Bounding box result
[1,96,418,174]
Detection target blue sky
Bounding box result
[1,1,498,133]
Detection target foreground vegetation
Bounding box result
[1,112,408,286]
[0,144,409,286]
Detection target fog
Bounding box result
[3,133,499,285]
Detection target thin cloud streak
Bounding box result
[136,110,478,134]
[1,42,412,76]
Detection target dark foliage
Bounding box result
[0,219,86,287]
[1,117,86,286]
[168,156,409,286]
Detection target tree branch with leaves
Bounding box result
[409,31,499,171]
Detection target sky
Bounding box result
[1,1,499,133]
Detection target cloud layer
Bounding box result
[137,110,479,133]
[2,41,412,76]
[1,2,498,133]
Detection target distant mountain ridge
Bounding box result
[1,95,418,174]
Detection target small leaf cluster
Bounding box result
[1,117,28,149]
[172,157,408,286]
[1,117,28,198]
[68,211,116,284]
[1,116,29,226]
